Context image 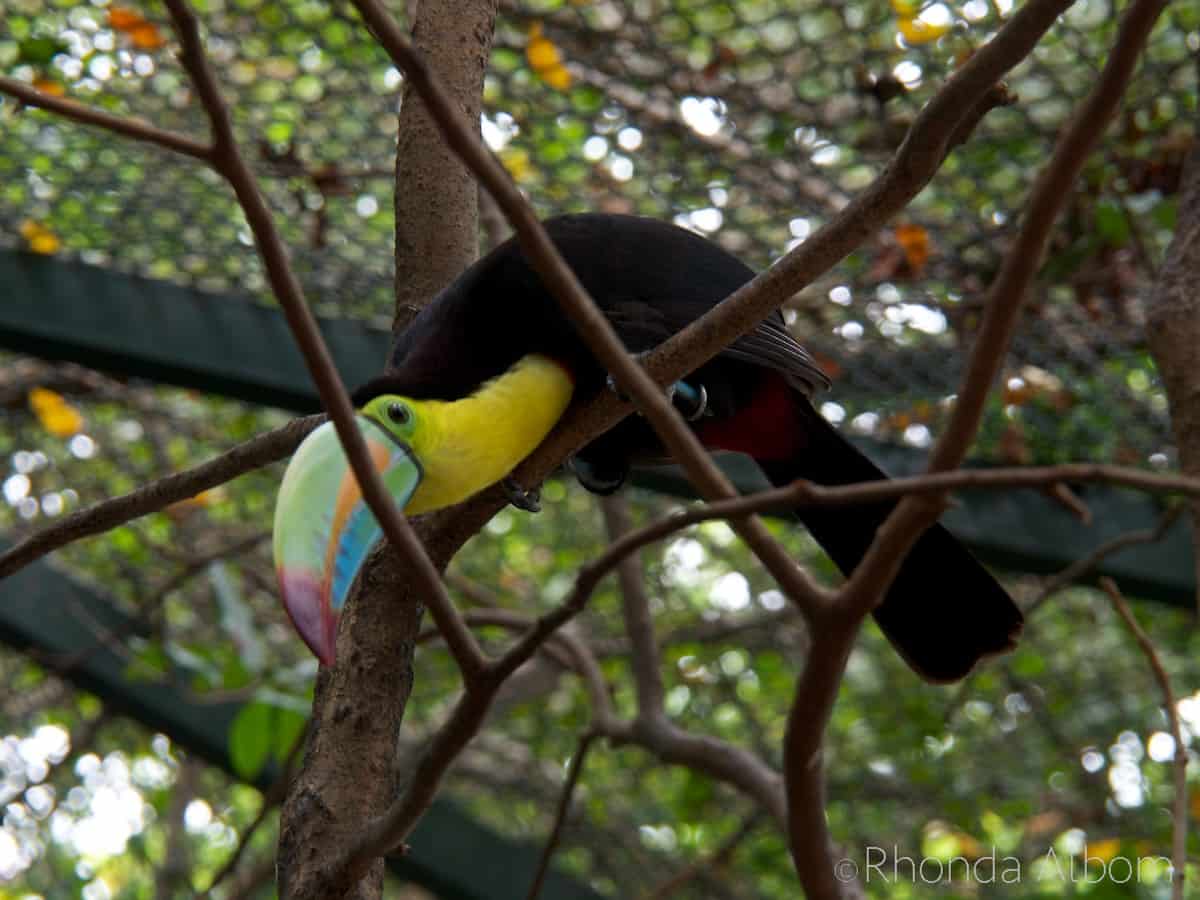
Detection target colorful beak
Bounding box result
[272,417,422,665]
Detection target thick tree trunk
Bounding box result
[1144,116,1200,612]
[392,0,498,337]
[277,1,498,897]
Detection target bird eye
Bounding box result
[387,402,410,425]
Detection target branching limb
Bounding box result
[783,0,1168,895]
[1026,504,1186,616]
[1100,578,1189,900]
[0,416,321,580]
[601,496,665,714]
[347,0,826,620]
[158,0,481,676]
[0,75,211,160]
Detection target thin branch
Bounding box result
[0,75,212,160]
[348,0,827,621]
[639,813,761,900]
[601,496,665,714]
[1099,578,1188,900]
[783,0,1168,895]
[525,730,597,900]
[159,0,482,677]
[844,0,1168,618]
[0,416,321,580]
[198,723,309,899]
[1027,504,1186,616]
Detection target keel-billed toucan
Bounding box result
[274,213,1022,681]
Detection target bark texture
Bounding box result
[278,2,498,897]
[1144,121,1200,612]
[391,0,499,338]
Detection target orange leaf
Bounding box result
[894,223,931,274]
[129,22,166,50]
[32,77,65,97]
[108,6,147,31]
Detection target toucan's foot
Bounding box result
[570,456,628,495]
[605,367,709,421]
[501,476,541,513]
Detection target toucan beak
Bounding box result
[272,417,422,665]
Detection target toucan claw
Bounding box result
[502,476,542,513]
[606,368,709,421]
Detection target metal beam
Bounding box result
[1,248,1192,604]
[0,542,602,900]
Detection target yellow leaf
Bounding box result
[19,220,61,255]
[1086,838,1121,863]
[28,388,84,437]
[526,22,571,90]
[898,17,951,44]
[539,64,572,90]
[500,147,533,182]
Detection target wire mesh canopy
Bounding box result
[1,3,1199,897]
[2,0,1193,467]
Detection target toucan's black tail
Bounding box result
[756,400,1023,683]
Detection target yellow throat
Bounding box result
[403,354,574,514]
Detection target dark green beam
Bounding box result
[0,542,602,900]
[0,250,384,413]
[1,248,1194,603]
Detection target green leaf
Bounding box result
[17,37,68,66]
[273,707,308,764]
[1094,200,1129,246]
[229,702,273,780]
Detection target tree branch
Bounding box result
[601,496,665,714]
[159,0,480,676]
[0,416,321,580]
[525,730,598,900]
[783,0,1168,894]
[0,75,212,160]
[348,0,827,620]
[1099,578,1188,900]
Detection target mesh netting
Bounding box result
[0,0,1195,465]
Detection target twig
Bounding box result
[159,0,482,677]
[1099,578,1188,900]
[0,75,211,160]
[525,730,597,900]
[0,416,321,580]
[639,813,761,900]
[783,0,1168,895]
[601,496,664,714]
[1027,504,1186,615]
[198,723,309,898]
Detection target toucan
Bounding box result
[273,213,1022,680]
